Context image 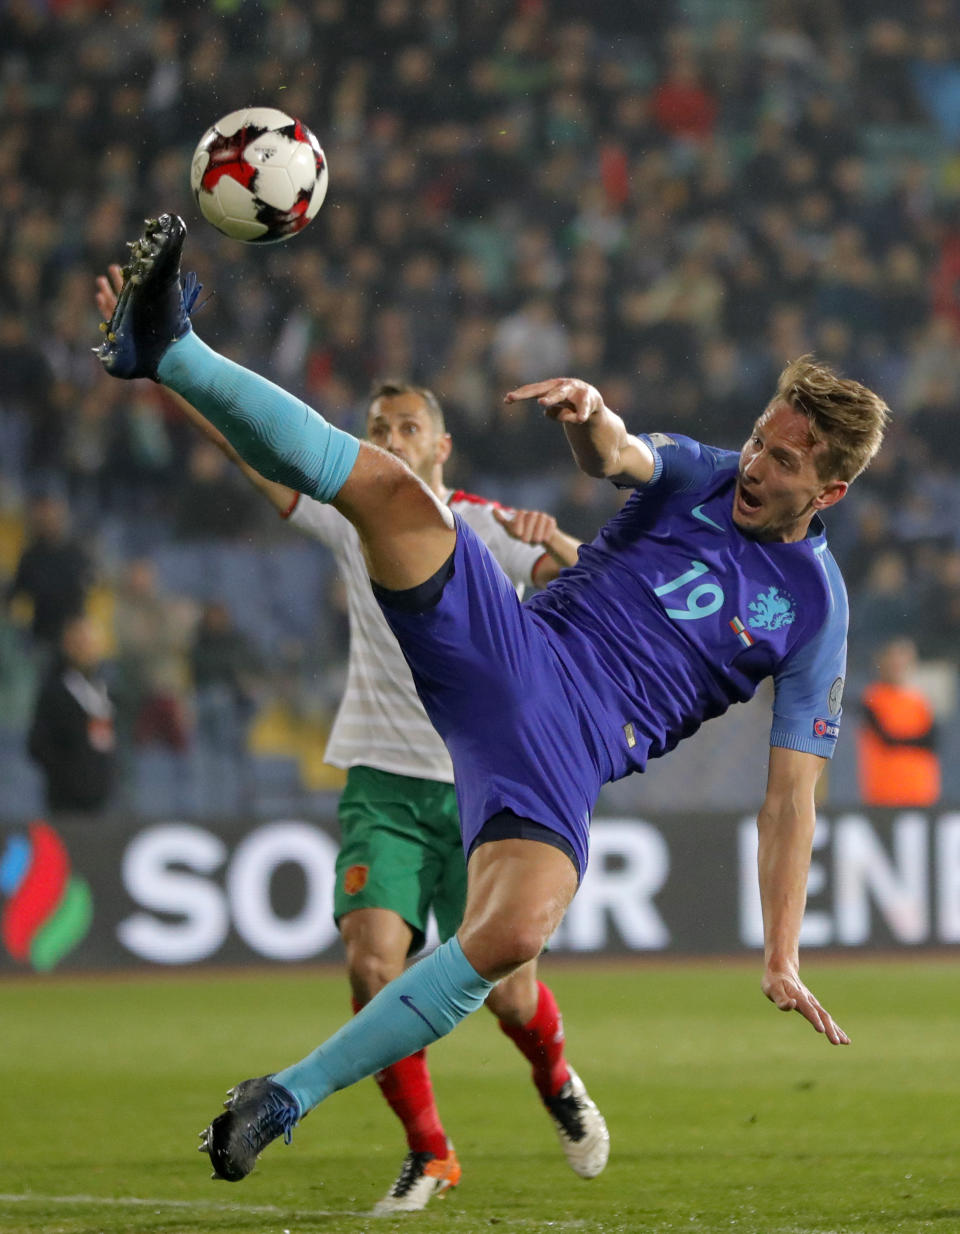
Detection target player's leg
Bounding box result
[488,964,610,1178]
[456,838,578,980]
[161,328,456,592]
[431,819,599,1153]
[340,907,411,1005]
[340,906,441,1154]
[335,769,459,1211]
[459,809,609,1176]
[199,837,575,1181]
[341,908,460,1212]
[97,214,455,591]
[486,963,549,1078]
[429,808,598,1180]
[340,909,432,1126]
[198,518,590,1180]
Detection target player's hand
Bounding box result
[762,965,850,1045]
[493,506,558,546]
[95,264,124,321]
[95,263,234,453]
[504,378,607,424]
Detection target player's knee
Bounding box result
[345,945,403,1003]
[506,924,548,969]
[463,922,545,981]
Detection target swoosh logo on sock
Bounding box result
[692,503,724,532]
[399,994,440,1035]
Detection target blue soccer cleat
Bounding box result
[96,213,200,381]
[198,1075,301,1182]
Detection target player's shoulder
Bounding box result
[448,489,500,512]
[813,539,849,624]
[702,442,740,470]
[640,432,736,460]
[805,519,847,590]
[635,433,739,495]
[448,489,506,529]
[666,436,739,475]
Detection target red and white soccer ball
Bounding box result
[190,107,329,244]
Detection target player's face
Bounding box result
[733,401,847,542]
[366,393,450,486]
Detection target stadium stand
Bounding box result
[4,0,960,816]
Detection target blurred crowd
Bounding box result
[4,0,960,813]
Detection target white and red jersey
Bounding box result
[285,489,548,782]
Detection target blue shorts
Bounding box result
[373,517,613,880]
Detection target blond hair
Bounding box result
[774,355,890,482]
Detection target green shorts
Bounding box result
[333,765,466,954]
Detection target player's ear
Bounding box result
[813,479,848,511]
[436,433,452,466]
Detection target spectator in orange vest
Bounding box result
[857,637,941,807]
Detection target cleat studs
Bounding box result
[98,321,108,332]
[107,331,116,341]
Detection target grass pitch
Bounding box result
[3,958,959,1234]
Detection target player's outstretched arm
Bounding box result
[95,265,297,516]
[504,378,655,487]
[757,746,850,1046]
[492,507,581,583]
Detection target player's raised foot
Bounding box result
[198,1075,300,1182]
[543,1066,609,1179]
[96,213,198,381]
[372,1142,462,1215]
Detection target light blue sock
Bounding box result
[156,332,359,502]
[274,936,494,1117]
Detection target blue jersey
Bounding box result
[378,432,847,878]
[527,433,847,777]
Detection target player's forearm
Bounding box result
[563,412,656,487]
[234,455,298,514]
[171,391,297,515]
[171,390,229,448]
[562,405,632,478]
[498,509,580,583]
[541,528,581,570]
[756,797,816,969]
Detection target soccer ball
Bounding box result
[190,107,328,244]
